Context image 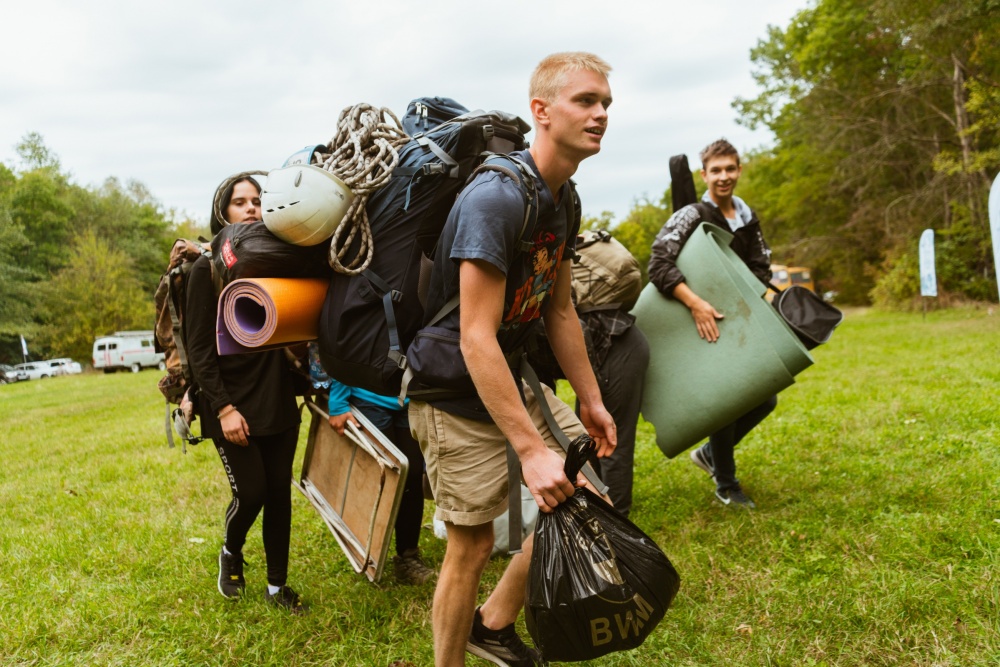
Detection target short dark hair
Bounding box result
[700,138,740,168]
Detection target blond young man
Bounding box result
[407,53,617,666]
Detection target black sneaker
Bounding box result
[217,548,245,599]
[466,607,545,666]
[715,486,757,509]
[689,444,714,478]
[266,585,306,615]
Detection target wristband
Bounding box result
[217,405,236,419]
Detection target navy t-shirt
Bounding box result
[419,150,579,420]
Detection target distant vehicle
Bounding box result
[1,363,23,384]
[44,358,83,375]
[768,264,816,301]
[92,331,166,374]
[13,362,52,381]
[771,265,816,292]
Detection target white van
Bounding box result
[92,331,165,373]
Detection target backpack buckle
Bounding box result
[390,290,403,304]
[388,349,408,370]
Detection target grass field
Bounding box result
[1,308,998,666]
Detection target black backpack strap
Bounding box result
[394,135,461,209]
[414,135,460,178]
[471,154,540,253]
[504,443,523,555]
[362,269,408,371]
[501,355,609,555]
[518,356,607,494]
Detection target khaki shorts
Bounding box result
[408,381,586,526]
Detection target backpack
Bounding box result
[153,238,212,450]
[210,220,331,289]
[317,97,535,397]
[572,229,643,313]
[524,228,641,383]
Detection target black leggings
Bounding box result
[382,422,425,555]
[709,395,777,492]
[214,426,298,587]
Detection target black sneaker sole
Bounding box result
[465,642,517,666]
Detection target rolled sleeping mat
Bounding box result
[632,223,813,458]
[216,277,329,355]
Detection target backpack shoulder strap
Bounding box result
[569,177,581,229]
[471,154,539,253]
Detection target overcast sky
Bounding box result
[0,0,806,225]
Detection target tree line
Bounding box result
[734,0,999,305]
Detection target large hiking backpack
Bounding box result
[524,228,641,383]
[573,229,643,313]
[317,97,534,396]
[154,239,212,449]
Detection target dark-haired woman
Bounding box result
[186,173,305,612]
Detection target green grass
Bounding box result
[1,307,998,666]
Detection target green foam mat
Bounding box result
[632,223,813,458]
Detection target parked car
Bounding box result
[1,363,23,384]
[13,362,53,380]
[44,358,83,375]
[92,331,165,373]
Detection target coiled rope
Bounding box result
[311,103,409,275]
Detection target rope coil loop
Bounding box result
[311,103,409,275]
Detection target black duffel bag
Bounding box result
[210,220,331,289]
[771,284,843,349]
[525,436,681,662]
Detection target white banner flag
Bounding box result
[990,172,1000,300]
[20,334,28,357]
[918,229,937,298]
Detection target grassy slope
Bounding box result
[0,308,997,666]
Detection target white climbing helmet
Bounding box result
[261,164,355,246]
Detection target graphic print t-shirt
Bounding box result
[420,150,579,420]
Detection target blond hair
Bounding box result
[529,52,612,103]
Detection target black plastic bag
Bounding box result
[525,436,681,662]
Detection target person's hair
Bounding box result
[699,139,740,168]
[529,52,612,103]
[209,172,264,235]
